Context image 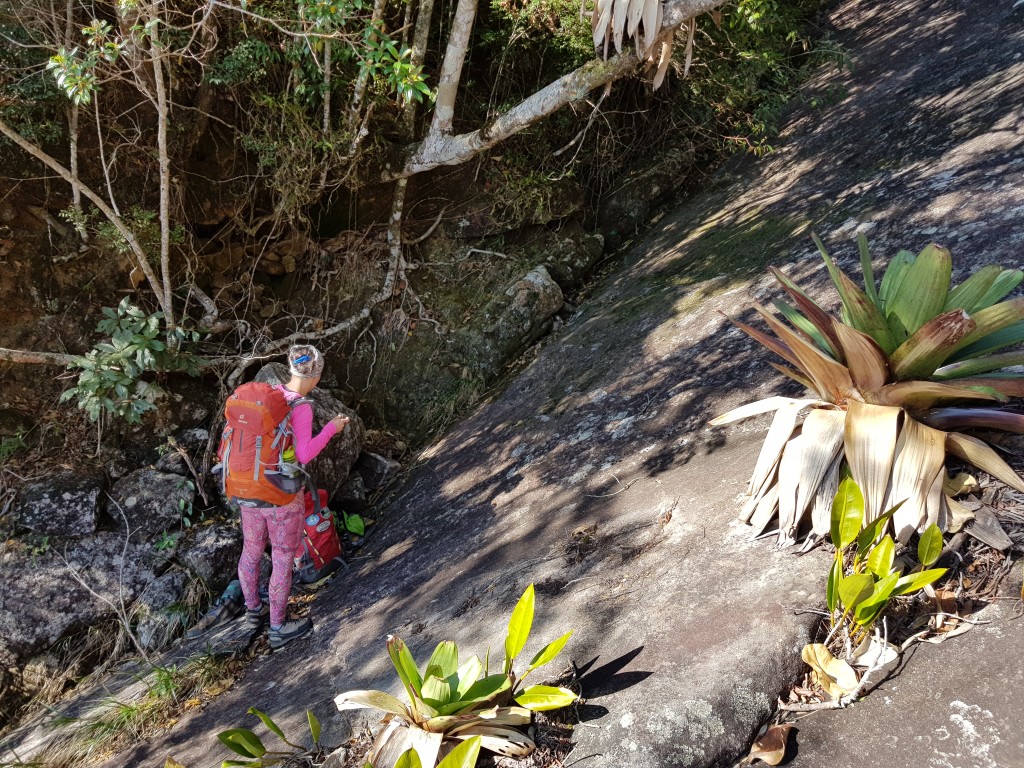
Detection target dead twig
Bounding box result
[584,474,641,498]
[780,620,890,713]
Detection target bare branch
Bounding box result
[0,347,76,366]
[397,53,638,178]
[0,116,169,318]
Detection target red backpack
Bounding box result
[294,488,347,583]
[216,382,307,506]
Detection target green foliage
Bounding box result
[363,30,433,107]
[206,39,281,86]
[217,706,322,767]
[0,10,63,144]
[60,298,200,425]
[335,584,576,766]
[177,478,201,528]
[393,736,483,768]
[827,478,946,638]
[0,431,26,463]
[154,530,181,551]
[46,18,126,105]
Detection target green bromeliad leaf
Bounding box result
[388,635,423,701]
[812,234,896,353]
[857,233,881,309]
[974,269,1024,311]
[454,656,484,698]
[932,350,1024,379]
[878,249,916,315]
[884,243,952,343]
[949,320,1024,362]
[951,298,1024,356]
[427,641,460,680]
[943,264,1002,313]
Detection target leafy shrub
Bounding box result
[826,477,945,643]
[335,583,575,768]
[218,706,322,767]
[61,298,200,424]
[713,236,1024,546]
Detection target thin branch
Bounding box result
[404,205,447,245]
[0,116,168,318]
[0,347,76,365]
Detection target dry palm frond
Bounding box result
[592,0,696,90]
[713,235,1024,547]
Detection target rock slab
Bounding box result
[16,471,103,538]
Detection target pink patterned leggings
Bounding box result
[237,495,304,627]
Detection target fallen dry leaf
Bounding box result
[801,643,859,699]
[944,472,979,496]
[165,757,187,768]
[850,634,899,670]
[747,723,793,766]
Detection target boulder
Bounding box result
[596,146,694,252]
[458,265,564,379]
[0,532,161,663]
[335,472,368,512]
[177,522,242,589]
[541,228,605,290]
[253,363,365,498]
[133,571,188,650]
[154,428,210,477]
[109,469,195,540]
[16,471,104,538]
[354,452,401,492]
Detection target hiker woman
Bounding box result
[236,344,349,649]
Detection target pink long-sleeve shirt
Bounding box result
[275,385,338,463]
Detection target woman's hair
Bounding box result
[287,344,325,379]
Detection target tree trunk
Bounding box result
[429,0,478,137]
[149,28,177,332]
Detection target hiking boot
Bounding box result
[245,604,269,629]
[269,618,312,649]
[185,584,245,639]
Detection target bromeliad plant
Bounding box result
[335,584,576,768]
[712,234,1024,546]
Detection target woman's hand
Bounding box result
[330,414,350,431]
